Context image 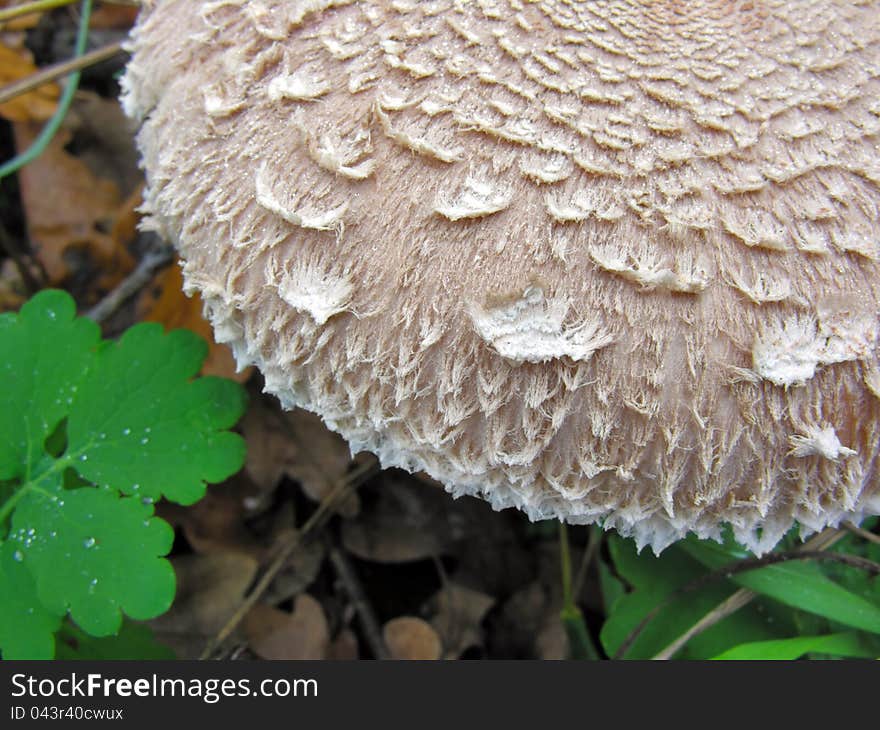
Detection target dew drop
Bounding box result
[140,438,149,445]
[12,550,23,562]
[80,454,88,462]
[132,484,140,492]
[83,537,96,548]
[123,428,131,436]
[141,497,154,505]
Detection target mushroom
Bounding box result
[122,0,880,553]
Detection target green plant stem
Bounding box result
[558,522,600,660]
[0,0,93,181]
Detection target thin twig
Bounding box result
[572,525,604,598]
[200,456,380,659]
[0,0,138,23]
[558,522,574,607]
[0,0,80,22]
[652,589,757,661]
[844,521,880,546]
[0,0,93,180]
[328,541,390,660]
[614,527,846,660]
[0,41,125,106]
[646,528,851,661]
[85,236,173,323]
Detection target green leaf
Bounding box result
[67,323,247,505]
[680,539,880,635]
[712,632,877,660]
[10,476,175,636]
[600,536,787,658]
[0,290,99,481]
[0,542,62,659]
[0,289,248,658]
[56,620,175,660]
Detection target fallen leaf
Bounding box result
[150,552,258,658]
[243,595,329,660]
[534,606,569,660]
[0,44,58,122]
[0,259,27,311]
[340,472,455,563]
[428,582,495,659]
[238,393,360,516]
[158,478,264,558]
[13,93,139,301]
[491,581,548,658]
[140,263,250,381]
[383,616,442,660]
[90,5,139,28]
[260,525,326,606]
[327,628,360,660]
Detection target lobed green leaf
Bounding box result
[0,290,248,658]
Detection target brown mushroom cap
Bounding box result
[123,0,880,553]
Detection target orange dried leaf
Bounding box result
[383,616,442,660]
[13,119,135,299]
[90,6,139,29]
[0,44,59,122]
[140,263,250,381]
[244,596,329,660]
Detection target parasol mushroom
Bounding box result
[122,0,880,553]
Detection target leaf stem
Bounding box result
[558,521,600,660]
[0,0,94,180]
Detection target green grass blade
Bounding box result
[681,540,880,635]
[711,632,876,660]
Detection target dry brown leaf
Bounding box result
[327,628,360,660]
[0,4,41,30]
[243,595,329,660]
[428,582,495,659]
[535,607,569,661]
[13,94,139,301]
[150,552,258,658]
[260,520,326,605]
[139,263,250,381]
[340,472,458,563]
[0,259,27,311]
[383,616,442,660]
[158,479,264,558]
[0,43,58,122]
[238,394,360,516]
[90,5,139,28]
[493,581,547,658]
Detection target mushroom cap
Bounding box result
[123,0,880,553]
